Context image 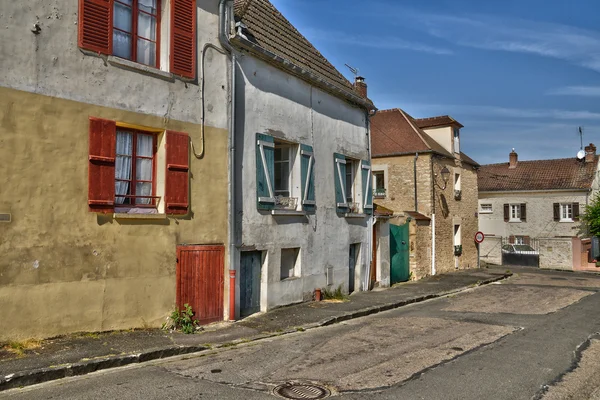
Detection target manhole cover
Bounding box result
[273,383,331,399]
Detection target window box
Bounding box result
[454,189,462,200]
[373,187,386,198]
[454,245,463,256]
[274,196,298,211]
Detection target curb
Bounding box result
[0,272,510,392]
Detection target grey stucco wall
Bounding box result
[0,0,229,129]
[234,53,371,310]
[478,191,590,238]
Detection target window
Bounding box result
[274,142,292,198]
[454,172,461,200]
[373,171,386,198]
[256,134,315,212]
[553,202,580,222]
[510,204,521,221]
[280,248,300,280]
[504,203,526,222]
[480,203,493,213]
[115,129,156,206]
[78,0,196,78]
[113,0,159,67]
[88,117,190,215]
[560,203,573,222]
[514,236,524,245]
[453,127,460,153]
[345,159,356,203]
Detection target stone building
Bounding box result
[228,0,376,316]
[371,109,480,280]
[0,0,231,340]
[478,145,600,270]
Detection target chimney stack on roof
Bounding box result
[354,76,367,98]
[585,143,596,163]
[509,148,518,169]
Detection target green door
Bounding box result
[390,222,410,284]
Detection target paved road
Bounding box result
[3,267,600,400]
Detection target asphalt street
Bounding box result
[2,267,600,400]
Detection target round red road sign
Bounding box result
[474,231,485,243]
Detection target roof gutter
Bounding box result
[479,188,590,194]
[230,35,376,111]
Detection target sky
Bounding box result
[269,0,600,165]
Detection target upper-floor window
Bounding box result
[560,203,573,222]
[333,154,372,216]
[345,159,356,204]
[113,0,159,67]
[373,171,386,198]
[553,202,580,222]
[480,203,493,213]
[453,127,460,154]
[274,142,293,198]
[504,203,526,222]
[79,0,196,78]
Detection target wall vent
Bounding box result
[0,213,11,223]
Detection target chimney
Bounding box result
[509,148,518,169]
[585,143,596,163]
[354,76,367,98]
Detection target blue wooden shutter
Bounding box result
[256,133,275,210]
[301,144,316,211]
[334,153,347,213]
[361,160,373,215]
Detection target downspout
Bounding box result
[414,152,419,212]
[431,156,436,275]
[219,0,237,320]
[365,109,376,291]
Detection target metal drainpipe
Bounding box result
[219,0,237,321]
[414,152,419,212]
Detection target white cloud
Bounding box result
[302,28,453,55]
[547,86,600,97]
[405,12,600,73]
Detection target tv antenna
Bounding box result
[576,126,585,160]
[345,64,359,78]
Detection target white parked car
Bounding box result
[501,244,538,255]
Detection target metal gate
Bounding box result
[501,237,540,267]
[176,245,225,325]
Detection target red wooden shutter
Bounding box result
[170,0,197,78]
[78,0,113,55]
[88,117,116,213]
[165,131,190,214]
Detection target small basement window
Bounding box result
[480,204,493,213]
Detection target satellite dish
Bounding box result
[577,150,586,160]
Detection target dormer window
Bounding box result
[453,127,460,154]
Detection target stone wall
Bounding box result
[539,238,574,270]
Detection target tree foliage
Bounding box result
[580,194,600,237]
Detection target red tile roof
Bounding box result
[371,108,478,166]
[479,157,598,191]
[233,0,370,105]
[414,115,464,129]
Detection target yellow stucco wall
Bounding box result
[0,87,228,341]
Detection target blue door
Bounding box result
[240,251,262,317]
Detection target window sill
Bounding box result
[113,213,167,220]
[107,56,175,82]
[479,211,493,214]
[508,219,522,223]
[271,210,307,217]
[559,219,574,223]
[280,276,301,282]
[344,213,368,218]
[373,195,386,199]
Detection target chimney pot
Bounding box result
[585,143,596,163]
[354,76,367,98]
[509,149,518,169]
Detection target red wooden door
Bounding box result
[176,245,224,325]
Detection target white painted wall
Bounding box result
[422,126,452,154]
[234,54,370,310]
[0,0,229,129]
[478,191,590,238]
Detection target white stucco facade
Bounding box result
[233,53,371,311]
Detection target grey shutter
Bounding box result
[256,133,275,210]
[334,153,347,213]
[504,204,509,222]
[520,203,527,222]
[361,160,373,214]
[553,203,560,221]
[301,144,316,211]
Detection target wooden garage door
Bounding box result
[176,245,224,325]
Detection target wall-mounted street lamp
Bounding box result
[434,166,451,190]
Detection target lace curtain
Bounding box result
[115,131,132,204]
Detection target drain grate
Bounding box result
[273,383,331,399]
